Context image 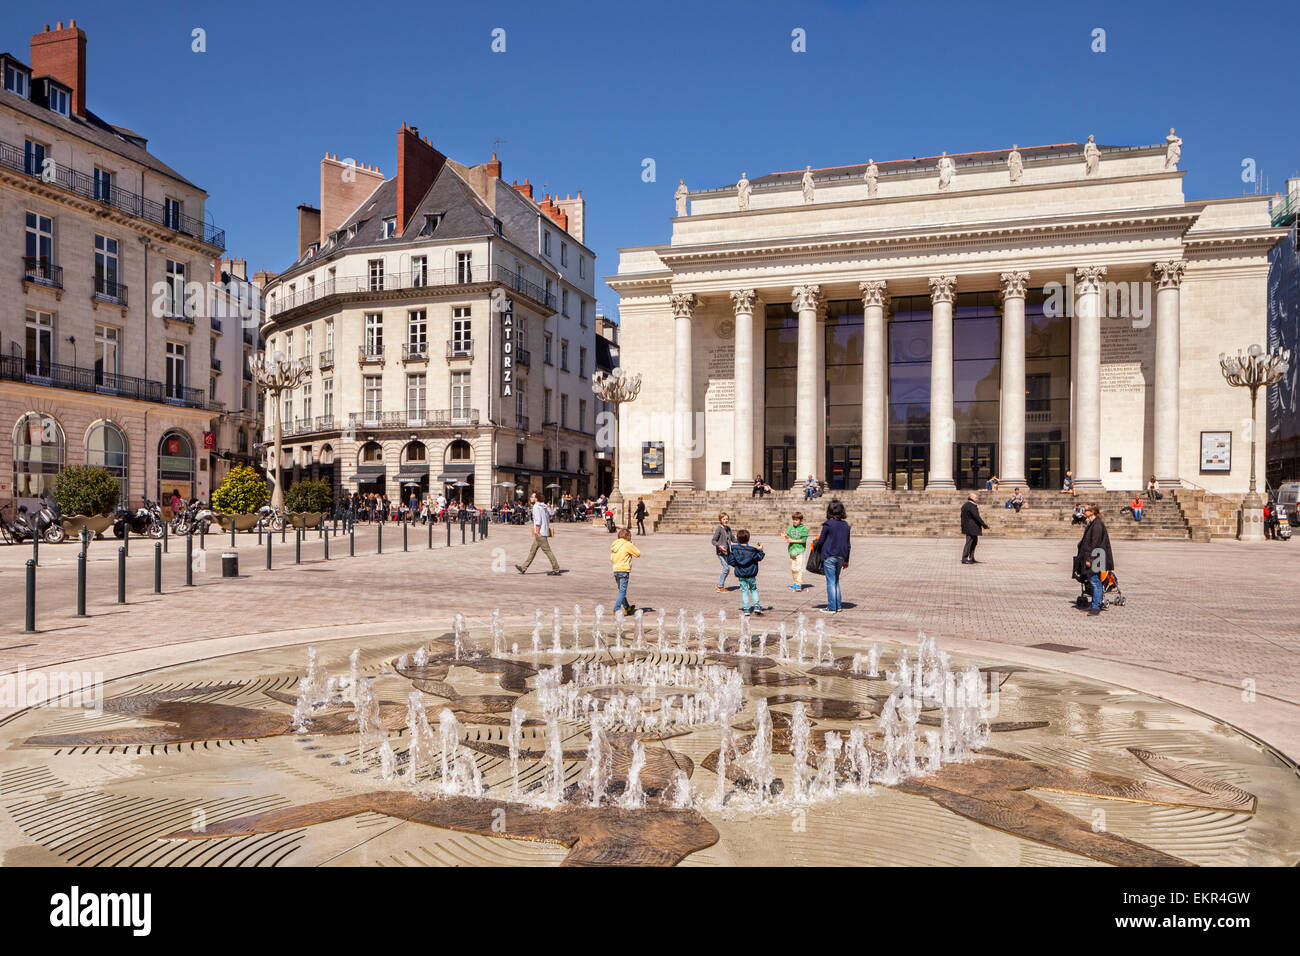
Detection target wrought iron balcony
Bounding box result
[210,316,223,333]
[314,415,335,430]
[1,137,225,248]
[243,329,257,347]
[22,256,62,289]
[211,357,222,372]
[516,347,531,368]
[92,274,127,304]
[515,415,530,431]
[447,339,473,359]
[402,343,429,362]
[358,345,385,365]
[347,409,480,429]
[318,349,334,370]
[0,354,207,409]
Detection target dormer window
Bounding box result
[383,218,396,239]
[3,62,29,98]
[47,84,69,116]
[420,214,442,237]
[494,218,503,237]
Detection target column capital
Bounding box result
[791,285,822,313]
[1074,265,1108,293]
[859,279,890,310]
[669,292,698,319]
[729,289,760,315]
[1152,260,1187,290]
[998,270,1030,300]
[928,275,957,303]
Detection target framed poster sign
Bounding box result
[1200,431,1231,472]
[641,442,664,477]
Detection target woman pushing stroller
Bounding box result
[1074,502,1115,617]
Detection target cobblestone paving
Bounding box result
[1,522,1296,761]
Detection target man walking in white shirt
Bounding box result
[516,492,562,575]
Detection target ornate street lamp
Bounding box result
[1218,344,1290,541]
[592,367,642,519]
[249,350,311,511]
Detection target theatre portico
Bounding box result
[609,139,1285,499]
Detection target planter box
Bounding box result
[214,513,260,532]
[60,514,115,539]
[288,511,324,529]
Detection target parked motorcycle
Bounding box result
[114,500,164,538]
[172,498,217,536]
[253,505,286,533]
[9,497,66,544]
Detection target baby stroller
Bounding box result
[1074,568,1125,609]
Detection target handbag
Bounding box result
[805,542,825,576]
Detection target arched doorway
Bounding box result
[13,411,63,510]
[85,419,129,507]
[441,439,474,504]
[355,441,385,496]
[158,430,195,503]
[398,440,429,505]
[318,443,336,500]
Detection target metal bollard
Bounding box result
[471,516,477,542]
[154,542,162,594]
[118,546,126,603]
[25,559,36,633]
[281,519,286,544]
[266,530,272,570]
[295,526,302,564]
[163,519,169,553]
[32,530,38,568]
[403,517,408,552]
[461,515,466,544]
[77,550,88,617]
[231,520,236,547]
[350,522,355,557]
[324,530,329,561]
[186,532,194,587]
[200,524,205,550]
[257,523,262,545]
[378,521,383,555]
[447,517,452,547]
[428,518,433,550]
[124,525,129,557]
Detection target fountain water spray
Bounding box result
[621,739,646,809]
[491,608,504,656]
[508,706,525,798]
[791,701,812,801]
[572,605,582,652]
[655,609,665,650]
[404,692,436,786]
[453,614,466,660]
[634,609,645,650]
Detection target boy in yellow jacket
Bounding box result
[610,527,641,613]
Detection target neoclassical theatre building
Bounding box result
[609,137,1285,496]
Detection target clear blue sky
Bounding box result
[27,0,1297,315]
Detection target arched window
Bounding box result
[359,441,383,463]
[403,441,426,462]
[157,430,195,502]
[446,439,471,462]
[13,412,64,501]
[319,444,334,465]
[237,429,248,454]
[85,420,128,507]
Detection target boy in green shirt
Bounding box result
[783,511,809,591]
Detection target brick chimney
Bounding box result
[512,178,533,201]
[396,123,445,235]
[30,20,87,117]
[297,203,321,258]
[556,191,585,244]
[318,153,386,245]
[486,152,502,179]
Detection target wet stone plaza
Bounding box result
[2,559,1298,866]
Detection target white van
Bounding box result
[1276,482,1300,526]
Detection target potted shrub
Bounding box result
[211,465,269,531]
[284,478,332,528]
[53,465,121,539]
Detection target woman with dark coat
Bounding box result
[1075,503,1115,617]
[811,498,852,613]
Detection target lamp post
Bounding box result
[1218,344,1289,541]
[592,367,642,520]
[249,350,311,511]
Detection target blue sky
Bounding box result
[23,0,1296,315]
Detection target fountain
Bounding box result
[621,739,647,809]
[508,706,525,798]
[791,701,812,801]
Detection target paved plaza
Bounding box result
[0,522,1297,866]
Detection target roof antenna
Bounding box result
[493,137,507,155]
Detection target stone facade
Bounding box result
[610,141,1285,496]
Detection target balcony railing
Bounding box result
[0,354,208,409]
[516,346,531,368]
[402,343,429,362]
[266,262,557,317]
[210,316,223,333]
[22,256,62,289]
[515,415,530,431]
[358,345,385,364]
[243,329,257,347]
[318,349,334,370]
[315,415,335,431]
[447,339,473,359]
[92,274,128,304]
[242,364,253,381]
[211,357,222,372]
[1,138,225,248]
[348,409,480,429]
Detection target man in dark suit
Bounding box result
[960,492,989,564]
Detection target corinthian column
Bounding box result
[792,285,823,488]
[669,292,698,489]
[1073,266,1107,489]
[928,276,957,490]
[729,289,759,489]
[1152,260,1186,485]
[999,270,1030,486]
[858,280,889,489]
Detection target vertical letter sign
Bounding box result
[501,298,514,397]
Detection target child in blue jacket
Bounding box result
[726,529,765,615]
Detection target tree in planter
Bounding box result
[53,466,122,516]
[211,464,269,514]
[284,478,332,514]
